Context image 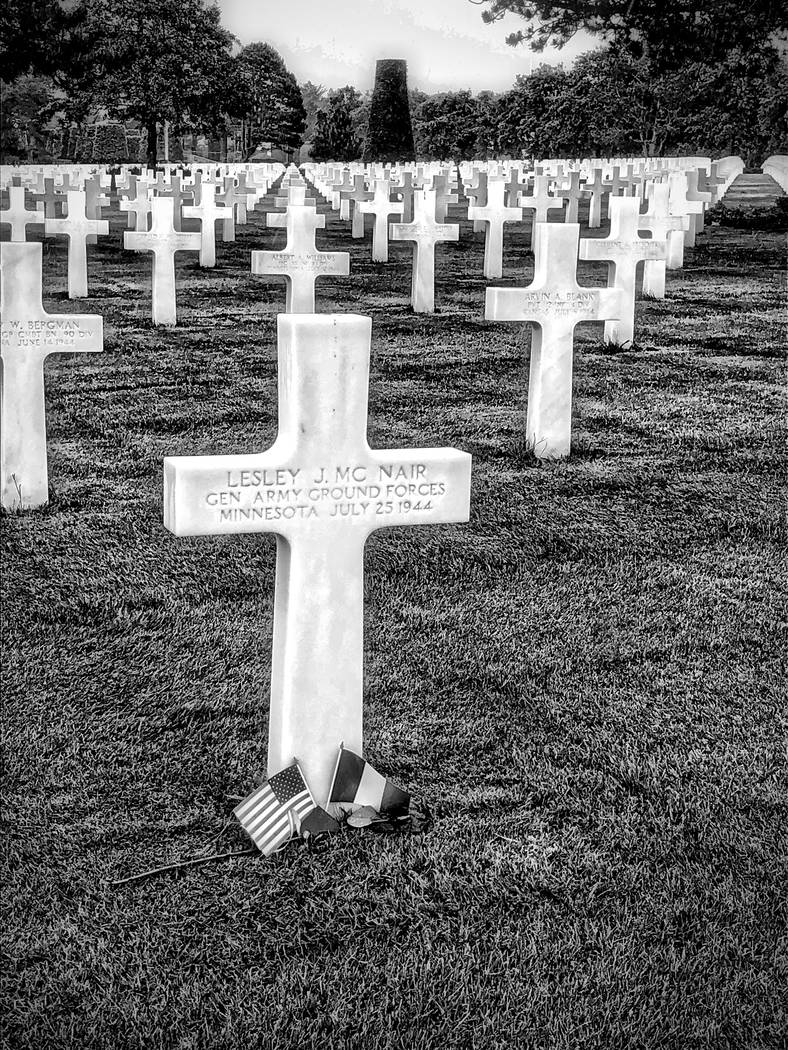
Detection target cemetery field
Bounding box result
[3,196,787,1050]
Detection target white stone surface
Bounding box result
[251,204,349,313]
[123,197,201,325]
[518,175,566,228]
[0,186,45,242]
[182,182,227,268]
[390,189,460,313]
[467,177,522,280]
[0,242,103,509]
[578,196,666,346]
[163,314,472,803]
[486,223,622,459]
[668,171,705,250]
[667,172,704,263]
[583,168,606,228]
[639,183,689,297]
[44,190,109,299]
[358,179,404,263]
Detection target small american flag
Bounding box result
[234,762,315,856]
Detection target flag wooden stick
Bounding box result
[109,847,257,887]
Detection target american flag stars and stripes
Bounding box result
[233,762,316,856]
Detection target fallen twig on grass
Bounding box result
[110,848,257,887]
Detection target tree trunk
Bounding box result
[146,120,158,169]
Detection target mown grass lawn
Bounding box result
[2,181,786,1050]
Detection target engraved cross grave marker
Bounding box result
[0,242,103,509]
[0,186,45,242]
[182,182,227,268]
[358,179,404,262]
[578,196,666,346]
[467,176,523,279]
[390,188,460,313]
[44,189,109,299]
[251,203,350,313]
[638,182,689,297]
[163,314,472,802]
[485,223,622,459]
[123,197,201,325]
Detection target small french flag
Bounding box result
[327,745,410,816]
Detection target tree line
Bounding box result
[1,0,786,166]
[1,0,306,166]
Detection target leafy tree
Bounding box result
[667,48,788,163]
[493,44,788,161]
[474,0,788,70]
[236,43,306,158]
[0,0,92,84]
[0,74,60,161]
[496,64,574,157]
[39,0,239,167]
[412,91,480,160]
[311,86,363,161]
[474,90,501,158]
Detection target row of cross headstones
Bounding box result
[1,155,723,326]
[0,152,724,516]
[0,153,732,804]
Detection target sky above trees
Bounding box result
[215,0,594,91]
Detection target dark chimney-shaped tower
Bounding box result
[362,59,416,163]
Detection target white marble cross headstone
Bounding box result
[392,170,415,223]
[0,242,103,509]
[163,313,472,802]
[684,169,711,240]
[485,223,622,459]
[518,175,566,228]
[119,190,152,233]
[430,174,458,223]
[467,177,523,279]
[44,189,109,299]
[556,170,583,223]
[583,168,606,228]
[578,196,666,346]
[1,186,45,242]
[182,182,227,268]
[358,179,404,263]
[251,203,349,313]
[666,172,703,264]
[83,175,110,245]
[390,189,460,313]
[638,183,689,297]
[465,170,488,234]
[123,197,201,325]
[335,169,355,219]
[345,176,373,239]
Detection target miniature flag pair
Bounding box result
[233,745,410,856]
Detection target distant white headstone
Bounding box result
[251,203,350,313]
[518,175,565,226]
[639,183,689,297]
[579,196,666,346]
[486,223,622,459]
[467,177,522,280]
[0,242,103,509]
[182,182,227,268]
[390,189,460,313]
[123,197,201,325]
[0,186,45,242]
[358,179,404,263]
[44,189,109,299]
